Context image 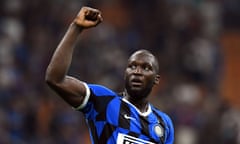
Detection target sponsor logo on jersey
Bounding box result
[117,133,155,144]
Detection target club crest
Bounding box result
[154,124,164,137]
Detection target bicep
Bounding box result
[47,75,88,108]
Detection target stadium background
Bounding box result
[0,0,240,143]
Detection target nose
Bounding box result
[133,66,142,74]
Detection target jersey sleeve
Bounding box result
[164,114,174,144]
[74,82,91,110]
[76,84,117,119]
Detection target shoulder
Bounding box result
[87,84,117,96]
[79,84,119,113]
[151,106,174,127]
[151,106,175,143]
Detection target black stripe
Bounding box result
[99,123,117,143]
[118,100,131,129]
[91,95,115,121]
[152,111,165,127]
[139,115,158,143]
[139,115,151,136]
[88,120,99,144]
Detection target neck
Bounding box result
[123,91,149,113]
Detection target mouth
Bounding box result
[130,78,143,86]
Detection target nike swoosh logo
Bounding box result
[123,114,136,121]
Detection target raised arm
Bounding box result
[45,7,103,108]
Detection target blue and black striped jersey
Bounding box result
[79,84,174,144]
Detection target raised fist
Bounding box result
[74,6,103,29]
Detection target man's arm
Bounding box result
[45,7,103,108]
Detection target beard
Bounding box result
[125,80,153,100]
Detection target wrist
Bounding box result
[70,22,84,32]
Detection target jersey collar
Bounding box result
[122,98,152,117]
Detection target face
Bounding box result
[124,50,160,98]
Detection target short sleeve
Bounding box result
[77,84,117,120]
[164,114,174,144]
[74,82,91,110]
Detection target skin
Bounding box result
[45,7,160,113]
[124,50,160,112]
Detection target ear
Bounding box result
[154,74,160,85]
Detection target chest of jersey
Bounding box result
[83,85,173,144]
[102,97,165,143]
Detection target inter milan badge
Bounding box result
[154,124,164,137]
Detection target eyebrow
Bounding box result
[129,60,153,67]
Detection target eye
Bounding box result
[129,64,136,70]
[144,66,150,71]
[143,64,152,71]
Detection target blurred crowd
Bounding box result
[0,0,240,143]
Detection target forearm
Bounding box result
[45,6,103,108]
[46,23,83,83]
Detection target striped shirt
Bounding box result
[78,84,174,144]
